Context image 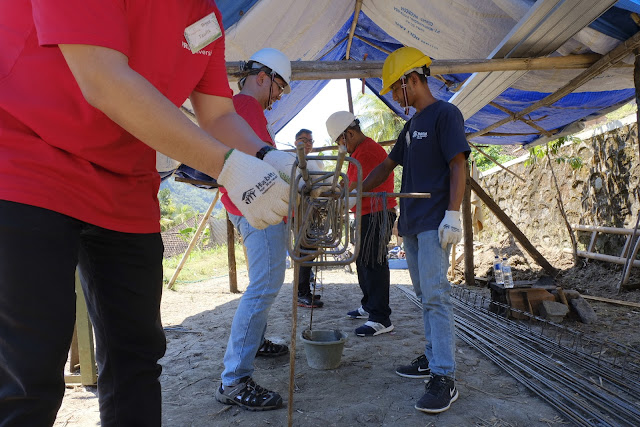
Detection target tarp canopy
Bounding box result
[221,0,640,146]
[171,0,640,181]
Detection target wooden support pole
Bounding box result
[226,54,630,82]
[167,190,220,290]
[469,177,558,277]
[226,212,238,293]
[462,163,475,286]
[635,48,640,165]
[65,270,97,386]
[467,31,640,141]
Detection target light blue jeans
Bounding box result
[221,214,287,386]
[403,230,456,377]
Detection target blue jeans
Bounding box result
[221,214,287,386]
[403,230,456,377]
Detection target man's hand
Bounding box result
[262,149,297,184]
[218,150,289,229]
[438,210,462,249]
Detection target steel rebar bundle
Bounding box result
[397,285,640,426]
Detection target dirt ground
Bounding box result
[54,245,640,426]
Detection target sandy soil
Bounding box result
[54,246,640,426]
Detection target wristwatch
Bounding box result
[256,146,276,160]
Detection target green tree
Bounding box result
[354,93,405,142]
[471,145,517,172]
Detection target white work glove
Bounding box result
[347,190,357,210]
[218,149,289,229]
[438,210,462,249]
[262,149,296,184]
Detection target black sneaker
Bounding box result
[415,375,458,414]
[298,294,324,308]
[215,377,283,411]
[256,339,288,357]
[395,354,431,378]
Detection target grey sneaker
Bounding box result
[415,375,458,413]
[215,377,283,411]
[395,354,431,378]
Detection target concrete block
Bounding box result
[539,300,569,323]
[569,296,597,324]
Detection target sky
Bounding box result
[274,79,372,150]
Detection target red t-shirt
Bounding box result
[0,0,232,233]
[347,137,397,215]
[220,94,275,216]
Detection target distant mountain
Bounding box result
[159,178,224,214]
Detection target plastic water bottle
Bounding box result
[502,257,514,288]
[493,256,504,285]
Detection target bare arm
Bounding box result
[361,156,398,192]
[59,44,229,178]
[447,152,467,211]
[190,91,269,154]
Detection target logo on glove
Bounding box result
[242,172,277,205]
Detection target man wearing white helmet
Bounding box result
[361,47,469,414]
[215,47,295,411]
[326,111,397,337]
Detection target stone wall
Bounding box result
[476,121,640,256]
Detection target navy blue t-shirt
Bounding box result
[389,100,470,236]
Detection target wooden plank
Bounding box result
[463,163,475,286]
[582,295,640,309]
[469,177,558,276]
[75,270,97,386]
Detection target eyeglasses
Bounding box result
[297,137,314,145]
[272,79,286,95]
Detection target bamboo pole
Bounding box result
[571,224,640,235]
[567,248,640,267]
[226,54,630,82]
[469,177,558,276]
[167,190,220,290]
[488,102,553,138]
[343,0,362,117]
[467,31,640,141]
[344,0,363,61]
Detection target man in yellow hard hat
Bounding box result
[361,46,470,414]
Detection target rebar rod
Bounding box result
[396,286,640,426]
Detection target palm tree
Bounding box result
[354,93,405,142]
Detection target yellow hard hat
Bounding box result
[380,47,432,95]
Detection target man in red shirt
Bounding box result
[326,111,398,337]
[0,2,295,425]
[215,48,293,411]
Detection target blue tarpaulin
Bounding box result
[172,0,640,181]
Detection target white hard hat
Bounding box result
[247,48,291,93]
[326,111,357,142]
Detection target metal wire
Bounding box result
[397,285,640,426]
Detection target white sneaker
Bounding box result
[356,321,394,337]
